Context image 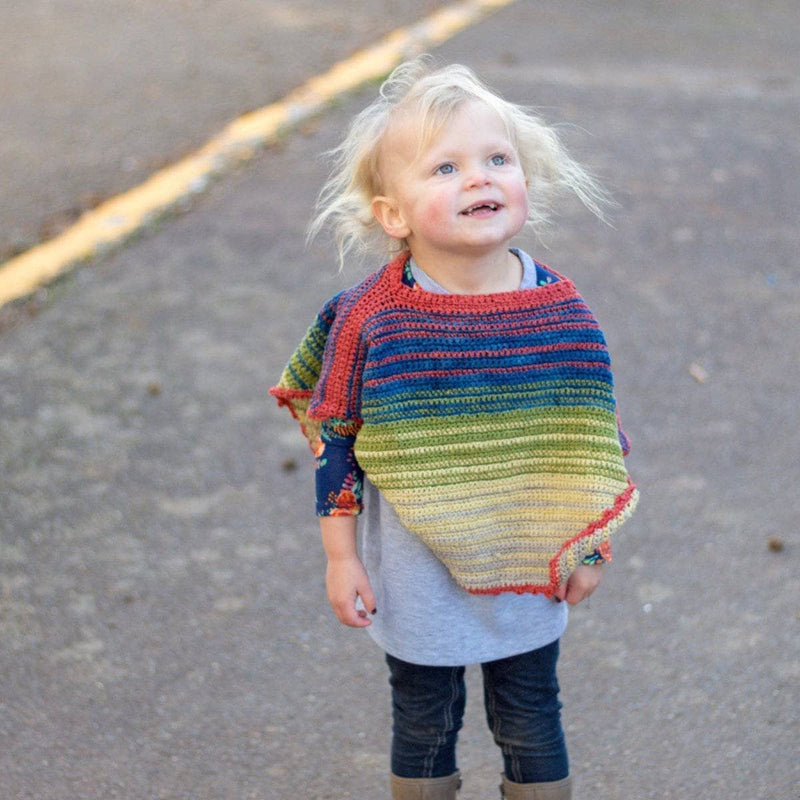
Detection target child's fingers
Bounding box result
[325,557,374,628]
[563,564,604,605]
[553,565,603,605]
[359,581,377,618]
[331,593,372,628]
[565,583,587,605]
[328,581,375,627]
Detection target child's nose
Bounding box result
[464,165,491,188]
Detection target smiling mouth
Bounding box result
[461,202,500,216]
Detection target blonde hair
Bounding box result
[309,55,609,267]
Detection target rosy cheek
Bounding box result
[513,183,530,215]
[419,193,451,227]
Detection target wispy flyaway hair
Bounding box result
[309,55,610,267]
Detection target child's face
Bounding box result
[372,100,529,263]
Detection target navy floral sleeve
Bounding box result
[315,419,364,516]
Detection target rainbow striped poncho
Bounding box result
[271,252,638,596]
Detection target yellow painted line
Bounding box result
[0,0,515,308]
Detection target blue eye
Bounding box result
[435,163,455,175]
[490,154,507,166]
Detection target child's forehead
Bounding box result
[386,98,509,154]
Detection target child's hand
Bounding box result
[554,564,604,605]
[325,555,377,628]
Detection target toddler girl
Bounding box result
[272,56,638,799]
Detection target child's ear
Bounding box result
[371,196,411,240]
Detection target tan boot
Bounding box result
[390,771,461,799]
[499,774,572,799]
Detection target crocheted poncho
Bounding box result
[271,252,638,596]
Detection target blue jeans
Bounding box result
[386,639,568,782]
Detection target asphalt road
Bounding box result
[0,0,448,261]
[1,1,799,798]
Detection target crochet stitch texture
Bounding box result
[271,252,638,596]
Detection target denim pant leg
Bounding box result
[481,639,569,783]
[386,653,467,778]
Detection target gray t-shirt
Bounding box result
[359,249,568,666]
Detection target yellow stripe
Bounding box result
[0,0,515,308]
[388,473,630,535]
[372,456,628,489]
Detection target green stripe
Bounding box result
[355,406,627,489]
[356,405,620,450]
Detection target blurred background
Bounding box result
[1,2,798,799]
[0,0,447,261]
